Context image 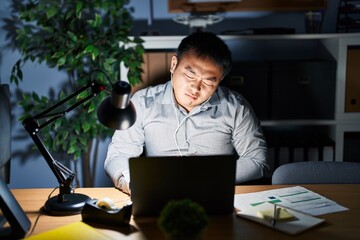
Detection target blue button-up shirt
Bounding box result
[105,81,268,190]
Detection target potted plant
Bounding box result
[2,0,144,186]
[158,199,209,240]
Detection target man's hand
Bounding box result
[116,175,131,195]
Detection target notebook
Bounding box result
[129,155,237,217]
[236,202,325,235]
[25,222,113,240]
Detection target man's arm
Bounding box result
[232,102,268,184]
[104,93,145,194]
[104,127,144,194]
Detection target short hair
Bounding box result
[176,31,232,78]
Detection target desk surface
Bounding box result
[11,185,360,240]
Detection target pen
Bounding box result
[272,203,277,226]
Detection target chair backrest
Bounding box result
[272,161,360,184]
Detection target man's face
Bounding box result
[170,51,223,112]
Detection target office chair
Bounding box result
[0,84,11,183]
[272,161,360,184]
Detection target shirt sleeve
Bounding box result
[232,100,269,183]
[104,93,144,193]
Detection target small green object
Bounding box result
[158,199,208,239]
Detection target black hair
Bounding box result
[176,31,232,78]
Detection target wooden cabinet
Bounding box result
[132,52,175,93]
[345,47,360,112]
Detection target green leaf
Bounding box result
[87,102,95,113]
[92,47,99,60]
[42,27,54,33]
[82,122,91,132]
[19,12,29,20]
[54,118,63,130]
[94,13,102,27]
[62,131,69,141]
[105,58,117,65]
[66,55,75,65]
[46,6,59,19]
[84,45,100,60]
[52,51,64,58]
[103,62,111,72]
[67,31,78,42]
[59,91,66,100]
[79,137,87,147]
[37,3,46,12]
[32,92,40,102]
[57,57,66,66]
[77,91,88,100]
[67,145,76,154]
[16,62,23,81]
[65,9,74,20]
[76,2,83,18]
[70,136,77,145]
[84,45,94,53]
[74,149,81,159]
[88,13,103,28]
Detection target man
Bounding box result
[105,31,268,194]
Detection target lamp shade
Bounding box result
[97,81,136,130]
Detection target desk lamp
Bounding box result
[23,72,136,216]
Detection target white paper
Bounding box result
[234,186,348,216]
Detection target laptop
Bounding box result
[129,155,237,217]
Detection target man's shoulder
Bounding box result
[132,81,170,105]
[216,86,259,122]
[217,85,245,104]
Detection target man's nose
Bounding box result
[191,79,202,91]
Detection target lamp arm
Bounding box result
[33,81,105,130]
[22,126,74,194]
[22,81,105,194]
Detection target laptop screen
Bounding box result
[129,155,237,217]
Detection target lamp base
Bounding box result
[43,193,91,216]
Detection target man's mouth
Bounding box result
[186,93,198,100]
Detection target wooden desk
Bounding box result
[11,185,360,240]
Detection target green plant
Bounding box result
[2,0,144,186]
[158,199,208,239]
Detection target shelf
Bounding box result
[338,25,360,30]
[261,120,337,127]
[140,33,360,50]
[339,9,360,13]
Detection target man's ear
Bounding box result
[170,55,178,73]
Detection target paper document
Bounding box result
[234,186,348,216]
